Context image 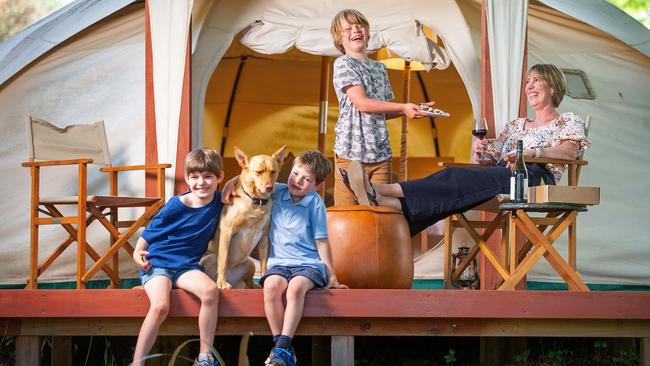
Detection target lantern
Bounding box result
[450,242,479,290]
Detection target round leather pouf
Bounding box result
[326,205,413,289]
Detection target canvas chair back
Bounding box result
[26,116,111,165]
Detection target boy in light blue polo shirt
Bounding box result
[261,150,347,366]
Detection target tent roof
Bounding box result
[0,0,136,87]
[1,0,648,89]
[539,0,650,56]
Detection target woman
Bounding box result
[340,64,591,236]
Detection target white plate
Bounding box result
[419,109,450,118]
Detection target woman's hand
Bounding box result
[504,148,536,159]
[504,148,536,169]
[133,250,150,271]
[473,138,493,163]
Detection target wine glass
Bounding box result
[472,117,488,139]
[472,117,490,163]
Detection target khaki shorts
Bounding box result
[333,156,392,206]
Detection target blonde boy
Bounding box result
[330,9,434,205]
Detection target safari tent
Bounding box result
[0,0,648,289]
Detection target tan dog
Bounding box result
[201,146,286,289]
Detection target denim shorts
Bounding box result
[259,265,328,289]
[140,267,202,288]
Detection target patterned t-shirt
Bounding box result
[332,55,395,163]
[483,112,591,183]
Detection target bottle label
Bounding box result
[510,174,528,203]
[523,178,528,199]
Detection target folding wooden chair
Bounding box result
[440,116,591,289]
[22,116,171,289]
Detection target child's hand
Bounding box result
[403,103,425,119]
[221,176,240,205]
[133,250,150,271]
[327,275,349,289]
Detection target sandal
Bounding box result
[338,167,362,205]
[345,161,379,206]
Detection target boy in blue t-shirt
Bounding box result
[132,148,224,366]
[260,151,347,366]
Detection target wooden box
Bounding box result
[528,186,600,205]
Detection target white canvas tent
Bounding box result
[0,0,648,288]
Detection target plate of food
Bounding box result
[418,104,450,117]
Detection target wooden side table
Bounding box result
[497,202,590,291]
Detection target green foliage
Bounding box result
[546,349,570,364]
[0,0,67,42]
[102,337,117,366]
[608,0,650,28]
[594,339,608,350]
[513,349,530,364]
[613,350,640,365]
[443,348,457,365]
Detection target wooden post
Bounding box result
[144,0,158,197]
[77,163,87,289]
[641,338,650,366]
[51,336,72,366]
[16,336,40,366]
[331,336,354,366]
[174,26,192,195]
[479,0,500,291]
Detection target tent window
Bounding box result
[562,69,595,100]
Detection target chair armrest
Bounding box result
[21,159,94,167]
[505,157,588,165]
[439,162,493,168]
[100,163,172,172]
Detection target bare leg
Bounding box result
[176,270,219,354]
[281,276,315,337]
[133,276,172,366]
[263,275,289,336]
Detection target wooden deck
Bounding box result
[2,289,650,365]
[2,289,650,337]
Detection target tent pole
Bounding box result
[415,72,440,157]
[317,56,331,198]
[399,61,412,182]
[318,56,331,154]
[221,56,247,157]
[518,30,529,118]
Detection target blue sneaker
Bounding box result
[264,346,297,366]
[195,358,220,366]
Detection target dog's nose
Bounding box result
[265,184,274,193]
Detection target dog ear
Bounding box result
[273,145,287,167]
[233,146,249,169]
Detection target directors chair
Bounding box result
[22,116,170,289]
[440,116,591,290]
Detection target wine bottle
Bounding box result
[510,140,528,203]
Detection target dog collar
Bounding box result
[240,185,269,206]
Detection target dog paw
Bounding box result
[216,280,232,290]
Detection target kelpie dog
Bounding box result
[201,146,286,289]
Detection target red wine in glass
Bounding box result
[472,128,487,138]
